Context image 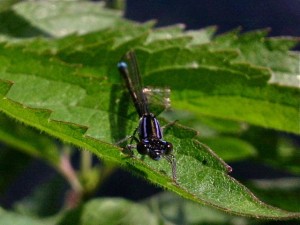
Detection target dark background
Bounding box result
[1,0,300,213]
[126,0,300,37]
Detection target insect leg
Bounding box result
[164,154,177,183]
[115,127,140,157]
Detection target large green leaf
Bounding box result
[136,47,299,134]
[45,32,299,134]
[0,43,299,219]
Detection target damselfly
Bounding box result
[117,51,177,182]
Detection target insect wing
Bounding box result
[143,87,171,116]
[118,51,149,116]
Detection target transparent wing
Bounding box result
[143,87,171,116]
[118,51,149,116]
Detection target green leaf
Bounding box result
[0,46,299,218]
[199,136,257,161]
[12,1,123,37]
[4,0,300,135]
[58,198,159,225]
[163,110,247,135]
[0,207,58,225]
[31,29,299,134]
[136,47,299,134]
[214,29,300,87]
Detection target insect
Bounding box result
[117,50,177,182]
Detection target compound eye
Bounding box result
[137,142,148,155]
[164,142,173,155]
[149,150,160,160]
